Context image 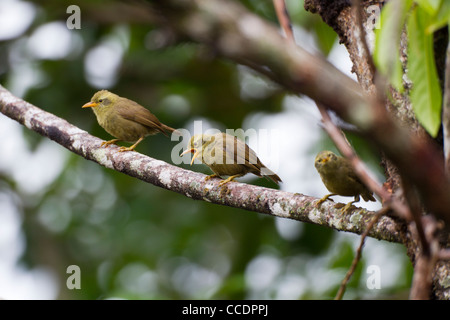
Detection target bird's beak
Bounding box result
[319,155,331,164]
[180,148,200,166]
[82,101,99,108]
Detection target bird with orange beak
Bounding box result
[82,90,178,152]
[314,150,376,212]
[181,133,282,186]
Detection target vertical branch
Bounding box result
[273,0,295,42]
[409,216,440,300]
[443,38,450,176]
[351,0,376,76]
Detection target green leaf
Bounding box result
[373,0,412,91]
[407,6,443,137]
[313,20,338,56]
[414,0,441,15]
[426,0,450,33]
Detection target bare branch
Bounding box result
[273,0,295,42]
[410,254,434,300]
[335,206,388,300]
[0,85,405,244]
[439,249,450,260]
[409,216,442,299]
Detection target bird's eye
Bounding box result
[99,99,103,103]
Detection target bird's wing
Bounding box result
[115,99,168,135]
[343,161,375,201]
[342,161,364,185]
[218,134,261,172]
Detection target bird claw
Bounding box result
[204,174,236,187]
[204,174,219,182]
[118,146,135,152]
[101,142,116,148]
[100,139,120,148]
[217,175,239,187]
[316,194,335,206]
[338,202,356,214]
[218,180,231,187]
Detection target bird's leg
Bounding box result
[316,193,336,206]
[119,137,144,152]
[101,139,120,148]
[204,174,220,181]
[340,195,361,214]
[218,174,245,186]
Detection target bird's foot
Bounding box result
[218,177,235,187]
[118,137,143,152]
[217,174,243,187]
[205,174,219,182]
[316,194,335,206]
[118,146,136,152]
[338,201,357,214]
[101,139,120,148]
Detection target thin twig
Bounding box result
[273,0,295,42]
[443,34,450,177]
[334,206,389,300]
[439,249,450,260]
[402,182,430,256]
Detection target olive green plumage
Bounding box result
[82,90,177,152]
[314,150,375,211]
[181,133,282,186]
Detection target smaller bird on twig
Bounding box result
[314,150,376,213]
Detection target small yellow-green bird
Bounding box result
[314,150,375,212]
[82,90,178,152]
[181,133,282,186]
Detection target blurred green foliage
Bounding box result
[0,0,412,300]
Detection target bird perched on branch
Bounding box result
[181,133,282,186]
[82,90,178,152]
[314,150,376,212]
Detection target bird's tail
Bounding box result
[362,192,376,202]
[161,124,182,136]
[260,167,282,184]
